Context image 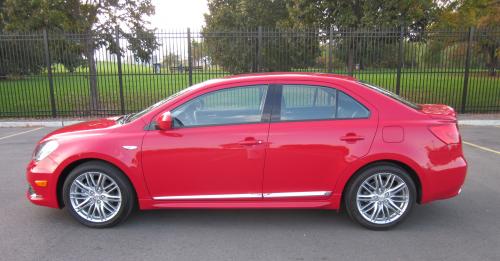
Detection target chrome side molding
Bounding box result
[153,193,262,200]
[263,191,331,198]
[153,191,332,200]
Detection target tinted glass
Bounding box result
[280,85,337,121]
[172,85,268,127]
[337,91,370,119]
[360,82,420,110]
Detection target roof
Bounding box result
[223,72,357,81]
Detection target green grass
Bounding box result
[0,63,498,117]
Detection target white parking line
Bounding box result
[0,127,44,141]
[463,141,500,155]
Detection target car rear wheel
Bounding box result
[62,161,135,228]
[345,164,416,230]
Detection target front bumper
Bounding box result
[26,159,61,208]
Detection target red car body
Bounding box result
[27,73,467,212]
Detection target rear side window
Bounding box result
[280,85,337,121]
[278,85,370,121]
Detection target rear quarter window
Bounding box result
[337,91,370,119]
[360,82,420,110]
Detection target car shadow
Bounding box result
[35,200,465,233]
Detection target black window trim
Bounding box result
[269,84,372,123]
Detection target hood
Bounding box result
[419,104,457,120]
[41,117,120,141]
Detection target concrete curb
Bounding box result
[458,120,500,126]
[0,121,83,127]
[0,119,499,127]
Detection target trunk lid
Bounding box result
[419,104,457,120]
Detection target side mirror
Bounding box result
[156,111,173,130]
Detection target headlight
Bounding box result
[33,140,59,161]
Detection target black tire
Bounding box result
[62,161,135,228]
[345,163,416,230]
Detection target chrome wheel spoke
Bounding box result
[388,183,405,194]
[105,195,121,202]
[385,175,395,189]
[370,203,379,221]
[103,201,116,213]
[75,198,91,210]
[387,200,402,214]
[357,194,375,201]
[85,173,94,187]
[356,172,410,225]
[69,172,122,223]
[360,201,376,212]
[96,173,103,189]
[74,180,91,192]
[104,183,118,193]
[377,174,384,189]
[361,183,376,193]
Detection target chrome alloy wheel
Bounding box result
[356,173,410,224]
[69,172,122,223]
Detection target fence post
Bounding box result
[42,29,57,118]
[115,26,125,114]
[257,26,263,72]
[461,27,474,113]
[187,28,193,86]
[396,26,404,95]
[328,26,333,73]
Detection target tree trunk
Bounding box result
[347,44,355,75]
[86,37,99,114]
[489,47,497,77]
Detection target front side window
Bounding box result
[172,85,268,127]
[279,85,369,121]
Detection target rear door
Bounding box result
[262,83,378,199]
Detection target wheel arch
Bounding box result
[340,159,423,207]
[56,158,138,208]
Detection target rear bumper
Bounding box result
[421,155,467,204]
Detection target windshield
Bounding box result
[360,82,421,110]
[122,85,197,123]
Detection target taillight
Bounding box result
[429,124,460,144]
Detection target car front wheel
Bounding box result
[345,164,416,230]
[62,161,135,228]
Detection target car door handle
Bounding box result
[340,134,364,142]
[238,139,263,146]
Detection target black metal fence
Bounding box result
[0,27,498,117]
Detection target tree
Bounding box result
[162,53,181,68]
[0,0,85,78]
[1,0,158,111]
[0,0,4,30]
[433,0,499,76]
[203,0,319,73]
[286,0,440,72]
[191,40,206,66]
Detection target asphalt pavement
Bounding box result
[0,125,499,261]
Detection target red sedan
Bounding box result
[26,73,467,229]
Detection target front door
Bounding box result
[142,85,270,199]
[263,84,378,199]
